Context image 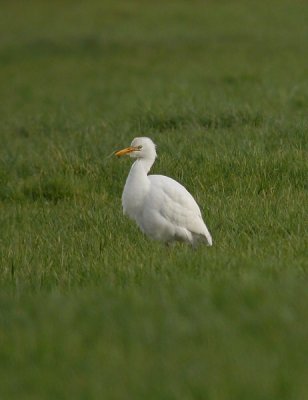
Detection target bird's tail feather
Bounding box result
[202,225,212,246]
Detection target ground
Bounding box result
[0,1,307,399]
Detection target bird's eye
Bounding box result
[137,145,142,150]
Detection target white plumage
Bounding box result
[115,137,212,247]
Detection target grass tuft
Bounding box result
[132,108,264,132]
[22,177,74,203]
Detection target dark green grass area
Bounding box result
[0,0,307,399]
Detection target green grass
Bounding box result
[0,0,307,399]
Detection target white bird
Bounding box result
[115,137,212,247]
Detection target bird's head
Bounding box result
[115,137,157,160]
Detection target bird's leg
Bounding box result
[165,241,175,249]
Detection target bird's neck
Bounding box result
[122,158,153,218]
[131,157,154,176]
[127,158,154,189]
[134,158,155,175]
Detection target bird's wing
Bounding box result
[148,174,208,236]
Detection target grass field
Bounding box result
[0,0,307,399]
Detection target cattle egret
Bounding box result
[115,137,212,247]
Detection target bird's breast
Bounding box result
[122,178,150,221]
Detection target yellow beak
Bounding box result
[115,146,138,157]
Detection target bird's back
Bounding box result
[144,174,212,245]
[148,174,202,216]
